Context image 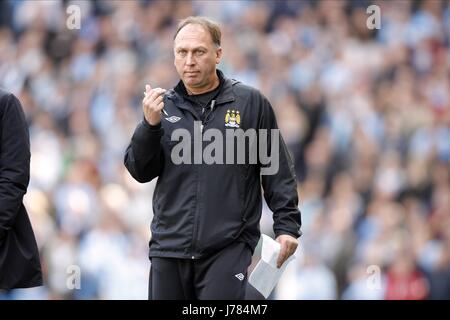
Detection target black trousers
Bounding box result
[148,241,257,300]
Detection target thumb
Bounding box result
[145,84,152,93]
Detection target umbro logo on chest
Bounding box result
[165,116,181,123]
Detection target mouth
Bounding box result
[184,71,199,75]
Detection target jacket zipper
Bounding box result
[200,100,215,133]
[190,99,217,258]
[171,95,233,258]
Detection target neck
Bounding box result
[185,73,220,95]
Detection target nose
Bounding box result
[185,52,195,66]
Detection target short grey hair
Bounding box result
[174,16,221,47]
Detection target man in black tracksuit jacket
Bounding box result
[0,88,42,290]
[124,17,301,299]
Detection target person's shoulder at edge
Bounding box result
[0,87,14,113]
[0,88,23,116]
[0,87,11,101]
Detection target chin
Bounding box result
[184,79,201,87]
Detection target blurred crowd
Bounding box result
[0,0,449,300]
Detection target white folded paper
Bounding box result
[248,234,296,299]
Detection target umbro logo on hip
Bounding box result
[235,273,245,281]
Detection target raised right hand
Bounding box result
[142,84,166,126]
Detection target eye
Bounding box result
[195,50,206,56]
[177,50,187,57]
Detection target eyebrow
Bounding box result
[175,46,208,51]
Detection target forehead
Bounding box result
[174,24,214,49]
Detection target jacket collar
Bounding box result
[169,69,236,110]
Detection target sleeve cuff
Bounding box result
[274,229,302,239]
[142,117,162,131]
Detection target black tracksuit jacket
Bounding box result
[124,70,301,259]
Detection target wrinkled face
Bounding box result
[174,24,222,90]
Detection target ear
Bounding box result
[215,47,223,65]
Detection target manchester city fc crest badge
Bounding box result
[224,109,240,128]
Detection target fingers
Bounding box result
[277,245,288,268]
[143,85,166,98]
[142,85,167,126]
[149,89,163,100]
[156,101,164,111]
[154,95,164,105]
[151,88,167,97]
[276,237,299,268]
[142,92,161,104]
[142,87,166,106]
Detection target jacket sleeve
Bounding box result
[257,93,302,239]
[0,93,31,242]
[124,119,164,183]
